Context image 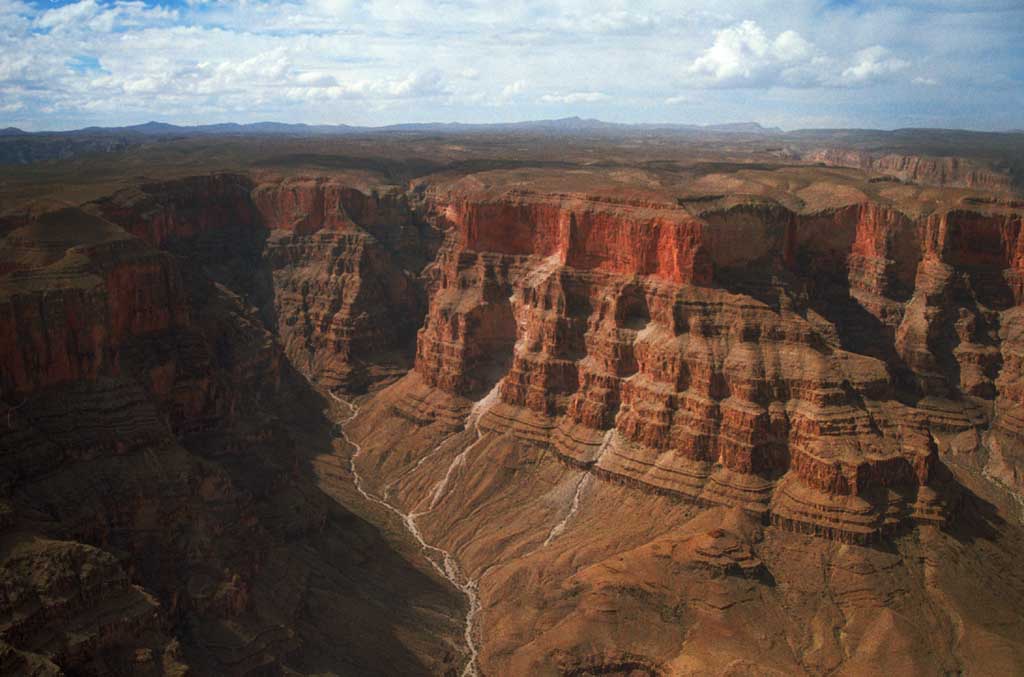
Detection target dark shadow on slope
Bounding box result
[944,482,1007,546]
[714,267,787,314]
[796,271,924,403]
[169,261,463,673]
[74,191,466,673]
[216,361,466,676]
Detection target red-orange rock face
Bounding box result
[91,174,426,390]
[439,193,713,285]
[94,174,261,248]
[407,186,1024,540]
[252,177,417,237]
[0,231,189,395]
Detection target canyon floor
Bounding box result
[1,128,1024,675]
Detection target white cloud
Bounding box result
[36,0,101,31]
[0,1,1019,130]
[772,30,813,62]
[841,46,910,84]
[500,80,528,99]
[122,76,165,94]
[389,69,447,97]
[295,71,340,87]
[548,9,655,35]
[0,0,32,15]
[36,0,177,33]
[309,0,360,14]
[685,21,922,90]
[539,92,609,104]
[687,21,818,87]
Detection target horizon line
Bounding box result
[4,116,1022,136]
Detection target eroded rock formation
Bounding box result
[3,153,1024,675]
[804,148,1016,192]
[398,184,1024,544]
[91,174,430,390]
[0,184,462,673]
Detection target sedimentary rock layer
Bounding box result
[90,174,428,390]
[805,148,1015,192]
[3,158,1023,675]
[0,182,463,673]
[406,186,1023,540]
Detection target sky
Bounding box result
[0,0,1021,131]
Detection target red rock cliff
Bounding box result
[407,187,1023,541]
[92,174,427,391]
[0,217,188,395]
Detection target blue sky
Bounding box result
[1,0,1022,131]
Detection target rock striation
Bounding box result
[3,151,1024,675]
[91,174,429,390]
[0,179,462,673]
[804,148,1015,192]
[402,185,1024,543]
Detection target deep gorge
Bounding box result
[2,160,1024,674]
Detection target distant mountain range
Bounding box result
[0,117,786,138]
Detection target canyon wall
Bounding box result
[0,180,462,673]
[404,187,1024,542]
[3,167,1023,674]
[91,174,431,390]
[804,148,1015,192]
[345,181,1024,676]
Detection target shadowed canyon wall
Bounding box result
[0,176,461,674]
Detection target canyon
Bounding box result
[1,132,1023,675]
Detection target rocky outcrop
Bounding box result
[92,174,261,249]
[413,192,715,398]
[4,157,1024,675]
[0,537,184,674]
[252,177,418,239]
[264,226,422,390]
[440,192,712,285]
[0,213,189,395]
[72,173,1021,545]
[338,175,1024,676]
[987,304,1024,497]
